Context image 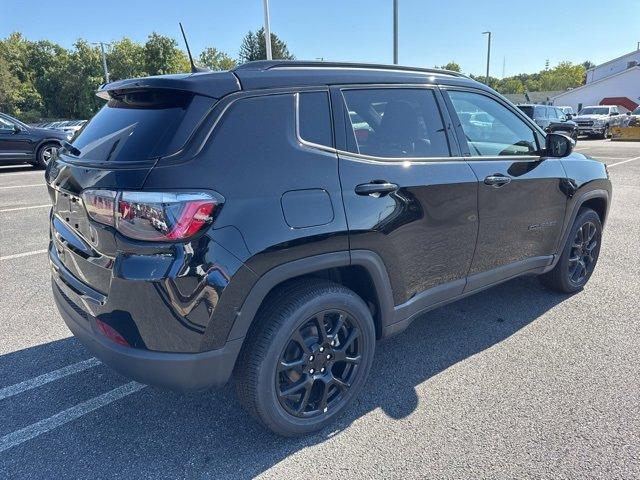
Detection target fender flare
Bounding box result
[547,188,610,271]
[227,250,395,342]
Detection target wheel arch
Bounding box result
[547,188,610,272]
[227,250,395,343]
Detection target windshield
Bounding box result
[632,107,640,115]
[65,89,215,163]
[579,107,609,115]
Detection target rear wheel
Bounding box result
[539,208,602,293]
[36,142,59,168]
[234,279,376,436]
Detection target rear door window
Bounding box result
[67,90,215,162]
[341,88,450,158]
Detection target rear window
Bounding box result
[66,90,215,162]
[518,106,534,119]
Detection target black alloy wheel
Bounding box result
[567,220,598,284]
[539,208,602,293]
[276,309,361,418]
[235,279,376,436]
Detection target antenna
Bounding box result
[179,22,208,73]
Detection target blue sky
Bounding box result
[2,0,639,76]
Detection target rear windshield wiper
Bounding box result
[62,141,81,157]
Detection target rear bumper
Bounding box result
[53,279,243,391]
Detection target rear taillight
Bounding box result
[81,190,219,241]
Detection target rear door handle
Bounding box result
[355,181,399,197]
[484,175,511,187]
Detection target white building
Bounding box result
[552,50,640,113]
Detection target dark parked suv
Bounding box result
[47,61,611,436]
[517,104,579,141]
[0,112,69,167]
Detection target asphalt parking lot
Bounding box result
[0,139,639,479]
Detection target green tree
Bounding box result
[144,33,190,75]
[108,38,146,80]
[199,47,236,70]
[238,28,294,63]
[441,61,461,72]
[539,61,585,91]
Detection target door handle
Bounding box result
[484,175,511,187]
[355,181,399,197]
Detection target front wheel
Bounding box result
[234,279,376,436]
[601,125,611,139]
[539,208,602,293]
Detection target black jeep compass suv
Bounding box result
[47,61,611,436]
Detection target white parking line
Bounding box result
[0,358,101,401]
[0,249,48,261]
[0,170,44,177]
[0,381,146,453]
[0,204,50,213]
[608,156,640,168]
[0,184,45,190]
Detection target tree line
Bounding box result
[1,28,593,123]
[0,30,293,122]
[440,60,594,94]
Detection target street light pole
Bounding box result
[262,0,273,60]
[482,31,491,84]
[393,0,399,64]
[91,42,111,83]
[100,42,109,83]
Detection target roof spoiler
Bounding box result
[95,71,241,101]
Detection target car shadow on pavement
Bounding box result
[0,275,571,479]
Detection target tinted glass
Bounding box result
[67,90,214,162]
[298,92,333,147]
[546,107,557,119]
[0,116,15,130]
[534,107,545,119]
[342,88,450,158]
[448,90,537,156]
[518,106,534,118]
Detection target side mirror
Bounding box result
[546,132,574,158]
[12,124,22,133]
[566,114,573,119]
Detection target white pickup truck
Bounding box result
[572,105,625,138]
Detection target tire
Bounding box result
[571,130,578,143]
[36,142,59,168]
[601,125,610,140]
[539,208,602,293]
[234,278,376,436]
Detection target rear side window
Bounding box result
[342,88,450,158]
[534,107,546,119]
[298,91,333,147]
[67,90,215,162]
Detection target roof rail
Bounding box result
[233,60,467,78]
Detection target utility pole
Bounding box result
[91,42,111,83]
[482,31,491,84]
[502,56,506,79]
[262,0,273,60]
[393,0,399,64]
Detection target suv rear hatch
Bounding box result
[47,72,240,297]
